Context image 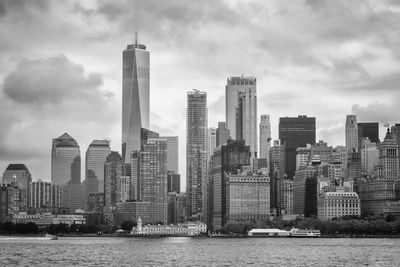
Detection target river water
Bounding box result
[0,237,399,266]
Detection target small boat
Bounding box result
[289,228,321,237]
[45,233,58,240]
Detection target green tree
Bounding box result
[121,220,135,231]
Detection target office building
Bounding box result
[225,76,256,140]
[167,171,181,193]
[280,178,293,215]
[131,138,168,224]
[236,87,258,158]
[0,182,24,223]
[293,165,316,215]
[2,164,31,210]
[226,171,270,222]
[167,192,186,224]
[216,122,230,147]
[358,122,379,147]
[115,201,154,226]
[360,139,379,176]
[160,136,179,173]
[29,180,61,211]
[186,90,208,221]
[211,140,250,230]
[270,140,286,212]
[122,35,150,163]
[311,141,332,164]
[296,145,311,171]
[318,190,360,220]
[346,115,358,169]
[279,116,316,179]
[104,151,125,210]
[260,115,272,169]
[51,133,81,186]
[208,128,217,158]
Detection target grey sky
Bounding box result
[0,0,399,186]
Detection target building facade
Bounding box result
[225,76,256,140]
[259,114,272,170]
[216,122,230,147]
[186,90,208,221]
[279,116,316,179]
[122,37,150,163]
[159,136,179,173]
[318,190,361,220]
[29,180,61,211]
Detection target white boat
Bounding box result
[44,233,58,240]
[289,228,321,237]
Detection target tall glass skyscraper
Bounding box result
[85,140,111,194]
[279,116,316,179]
[186,90,208,221]
[51,133,81,186]
[122,36,150,163]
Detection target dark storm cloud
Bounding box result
[352,99,400,124]
[2,54,103,104]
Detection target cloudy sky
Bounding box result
[0,0,400,186]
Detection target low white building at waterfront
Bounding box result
[131,217,207,236]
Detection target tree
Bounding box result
[121,220,135,231]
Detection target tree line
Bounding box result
[221,214,400,236]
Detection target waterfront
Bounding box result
[0,237,400,266]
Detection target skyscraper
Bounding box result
[236,88,258,158]
[104,151,125,210]
[216,122,230,147]
[260,114,272,168]
[85,140,111,194]
[131,138,168,224]
[358,122,379,145]
[208,127,217,158]
[186,90,208,221]
[51,133,81,186]
[159,136,179,173]
[2,164,31,211]
[279,116,316,179]
[225,76,256,140]
[346,115,358,153]
[122,35,150,163]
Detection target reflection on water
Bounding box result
[0,237,399,266]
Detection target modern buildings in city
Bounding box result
[293,165,316,215]
[2,164,32,210]
[280,178,294,215]
[211,140,250,230]
[225,76,256,141]
[160,136,179,173]
[104,151,125,210]
[51,133,81,186]
[360,139,379,176]
[346,115,359,157]
[186,90,208,221]
[0,182,24,222]
[358,122,379,146]
[208,128,217,158]
[260,115,272,169]
[279,116,316,179]
[122,36,150,163]
[236,87,258,158]
[216,122,230,147]
[167,171,181,193]
[131,138,168,224]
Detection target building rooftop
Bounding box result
[89,140,110,147]
[53,133,78,147]
[5,164,30,171]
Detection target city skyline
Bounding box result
[0,1,399,188]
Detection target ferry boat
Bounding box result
[289,228,321,237]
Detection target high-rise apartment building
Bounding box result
[131,138,168,224]
[216,122,230,147]
[104,151,125,210]
[225,76,256,140]
[51,133,81,186]
[186,90,208,221]
[279,116,316,179]
[122,36,150,163]
[159,136,179,173]
[260,115,272,169]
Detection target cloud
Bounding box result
[0,54,119,179]
[3,54,103,104]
